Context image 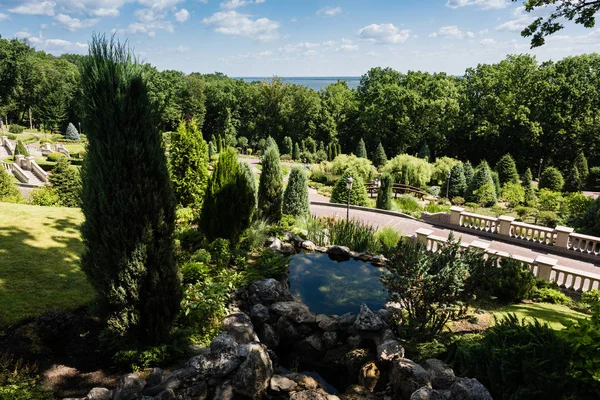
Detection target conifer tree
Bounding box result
[467,161,495,203]
[258,145,283,222]
[448,162,466,199]
[169,119,209,208]
[208,141,217,158]
[293,142,301,161]
[266,136,278,152]
[318,141,325,152]
[50,156,81,207]
[211,134,217,148]
[539,167,564,191]
[574,151,589,184]
[463,161,474,193]
[376,173,393,210]
[283,136,293,156]
[495,154,519,185]
[331,169,368,206]
[373,142,387,168]
[65,122,80,140]
[336,143,342,157]
[418,142,430,160]
[14,140,28,159]
[356,138,367,158]
[216,134,223,152]
[564,164,582,193]
[80,36,180,346]
[283,167,310,217]
[521,168,536,205]
[327,145,333,161]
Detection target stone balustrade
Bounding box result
[1,135,14,155]
[415,228,600,293]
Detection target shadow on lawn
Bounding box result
[498,303,588,327]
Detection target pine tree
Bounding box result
[266,136,278,152]
[495,153,519,185]
[521,168,536,205]
[356,138,367,158]
[448,162,466,199]
[50,156,81,207]
[14,140,28,159]
[491,171,501,196]
[467,161,495,202]
[283,136,293,156]
[201,148,255,242]
[80,36,180,346]
[331,169,368,206]
[282,167,310,217]
[64,122,80,140]
[418,142,430,160]
[327,145,333,161]
[258,145,283,222]
[318,141,325,152]
[564,164,582,193]
[574,151,589,185]
[211,134,217,148]
[169,119,209,208]
[293,142,301,161]
[372,142,387,168]
[463,161,474,193]
[376,173,393,210]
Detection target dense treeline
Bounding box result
[2,36,600,172]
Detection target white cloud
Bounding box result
[339,44,358,52]
[220,0,265,9]
[54,13,99,31]
[8,1,56,16]
[446,0,509,10]
[171,45,190,53]
[357,23,410,44]
[430,25,474,39]
[138,0,183,10]
[480,38,496,45]
[317,6,342,16]
[279,41,320,54]
[15,31,32,38]
[92,8,120,17]
[0,12,9,21]
[127,7,174,36]
[202,10,279,41]
[55,0,126,17]
[20,33,88,51]
[496,16,534,31]
[175,8,189,22]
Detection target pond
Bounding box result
[287,252,388,316]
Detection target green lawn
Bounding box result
[0,202,92,327]
[62,144,86,155]
[493,302,589,330]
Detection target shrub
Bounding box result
[0,166,22,203]
[330,169,368,207]
[473,182,497,206]
[49,156,82,207]
[529,287,571,305]
[495,153,519,185]
[463,161,474,189]
[563,192,593,229]
[539,167,564,191]
[169,120,209,208]
[208,141,217,158]
[376,173,393,210]
[467,161,494,202]
[191,249,211,264]
[418,142,430,160]
[8,124,25,133]
[303,137,316,154]
[293,142,301,161]
[424,202,450,213]
[538,189,563,211]
[491,170,501,196]
[521,167,536,205]
[537,211,559,227]
[46,152,66,162]
[283,167,310,218]
[447,162,466,199]
[14,140,28,157]
[381,236,469,339]
[209,238,231,270]
[581,289,600,309]
[355,138,367,158]
[588,166,600,190]
[515,206,536,221]
[299,151,314,164]
[314,150,327,163]
[0,354,54,400]
[29,186,60,206]
[501,182,525,208]
[80,36,181,347]
[451,197,465,206]
[324,217,380,253]
[381,154,433,188]
[427,186,441,197]
[282,136,293,156]
[64,122,80,140]
[396,195,422,214]
[376,226,401,251]
[574,151,589,183]
[244,250,289,284]
[372,142,387,168]
[258,145,284,223]
[432,156,459,185]
[181,262,211,285]
[326,154,377,182]
[563,163,582,193]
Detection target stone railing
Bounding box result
[1,136,14,155]
[415,228,600,293]
[2,161,29,183]
[29,158,48,182]
[444,206,600,261]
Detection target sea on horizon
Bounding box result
[236,76,361,91]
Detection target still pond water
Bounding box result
[287,253,387,316]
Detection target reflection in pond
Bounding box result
[288,253,388,315]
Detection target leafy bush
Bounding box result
[324,217,380,253]
[473,182,497,206]
[432,156,459,185]
[381,154,433,187]
[515,206,536,221]
[49,156,81,207]
[563,192,594,229]
[539,167,564,191]
[28,186,60,206]
[47,152,66,162]
[501,182,525,208]
[395,195,422,214]
[8,124,25,133]
[495,153,519,185]
[376,173,393,210]
[191,249,211,264]
[209,238,231,270]
[327,154,377,182]
[451,196,465,206]
[538,188,563,212]
[330,169,368,207]
[581,289,600,309]
[529,287,572,305]
[0,354,53,400]
[578,196,600,237]
[244,250,289,284]
[283,167,310,218]
[0,166,22,203]
[537,211,559,227]
[376,226,401,251]
[240,219,271,251]
[427,186,441,197]
[181,262,211,285]
[424,202,450,213]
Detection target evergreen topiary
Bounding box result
[356,138,367,158]
[49,156,81,207]
[373,142,387,168]
[522,167,536,205]
[495,154,519,185]
[491,170,501,196]
[282,167,310,217]
[80,36,180,347]
[564,164,582,193]
[574,151,589,184]
[467,161,494,203]
[448,162,466,199]
[539,167,564,192]
[293,142,301,161]
[14,140,28,158]
[201,148,256,242]
[216,134,223,152]
[258,145,283,222]
[336,143,342,157]
[169,120,209,208]
[0,166,22,203]
[283,136,293,156]
[376,173,393,210]
[64,122,80,140]
[330,169,368,206]
[327,145,333,161]
[463,161,474,192]
[418,142,430,160]
[266,136,278,152]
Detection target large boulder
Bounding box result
[358,362,380,392]
[271,301,316,324]
[276,316,303,340]
[318,316,340,332]
[258,323,280,348]
[327,245,351,258]
[290,390,339,400]
[450,378,492,400]
[85,387,111,400]
[248,279,291,304]
[209,332,239,354]
[354,303,386,331]
[222,312,259,344]
[267,237,282,251]
[410,387,447,400]
[250,303,270,324]
[390,359,432,400]
[187,351,241,380]
[377,340,405,362]
[302,240,317,251]
[112,373,145,400]
[270,375,298,392]
[421,359,455,390]
[231,343,274,398]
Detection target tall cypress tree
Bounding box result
[564,164,582,193]
[293,142,301,161]
[80,36,180,346]
[376,173,393,210]
[574,151,589,185]
[216,134,223,152]
[373,142,387,168]
[356,138,367,158]
[463,161,474,195]
[283,167,310,217]
[522,167,536,205]
[258,145,283,222]
[169,119,209,208]
[448,162,466,199]
[283,136,293,156]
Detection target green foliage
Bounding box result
[0,355,54,400]
[323,217,380,253]
[292,142,300,161]
[49,156,81,207]
[381,236,469,339]
[501,182,525,208]
[355,138,367,158]
[473,182,497,207]
[372,142,387,168]
[529,287,572,305]
[303,137,316,154]
[381,154,434,188]
[0,167,22,203]
[169,119,209,208]
[64,122,80,140]
[330,169,368,206]
[563,163,582,193]
[395,195,422,214]
[521,167,536,205]
[181,262,211,285]
[8,124,25,134]
[113,338,190,371]
[283,167,310,218]
[376,173,393,210]
[492,258,536,303]
[432,157,459,185]
[579,196,600,236]
[574,151,589,183]
[244,249,289,284]
[468,161,493,200]
[538,189,563,211]
[46,152,66,162]
[491,170,501,197]
[539,167,564,192]
[581,289,600,309]
[283,136,293,156]
[28,186,59,206]
[563,192,593,229]
[209,238,231,270]
[191,248,212,264]
[418,142,430,160]
[451,196,465,206]
[515,205,536,221]
[258,145,284,223]
[316,154,377,183]
[376,226,401,251]
[79,35,180,346]
[463,161,474,189]
[201,149,256,242]
[495,153,519,185]
[588,167,600,190]
[14,140,28,157]
[447,162,466,199]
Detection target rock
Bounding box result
[153,389,175,400]
[390,359,432,400]
[231,343,274,398]
[327,245,351,257]
[276,316,302,340]
[85,387,111,400]
[267,237,282,251]
[322,331,338,349]
[315,246,328,253]
[222,312,259,344]
[271,301,316,324]
[258,323,280,348]
[339,312,356,326]
[113,373,145,400]
[357,252,373,262]
[281,242,295,254]
[290,390,338,400]
[421,359,455,390]
[449,378,492,400]
[344,348,375,377]
[377,340,405,362]
[210,332,239,354]
[250,303,270,324]
[146,368,163,387]
[354,303,386,331]
[410,387,447,400]
[211,380,234,400]
[318,316,339,332]
[380,329,396,344]
[270,375,298,392]
[358,362,380,392]
[305,333,326,352]
[377,308,393,324]
[302,240,317,251]
[285,373,321,390]
[187,351,241,380]
[370,255,387,265]
[250,279,290,304]
[347,334,362,348]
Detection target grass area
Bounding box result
[492,302,589,330]
[0,202,92,327]
[62,144,86,154]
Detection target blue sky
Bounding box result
[0,0,599,76]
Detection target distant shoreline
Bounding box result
[234,76,361,91]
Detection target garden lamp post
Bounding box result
[446,171,451,199]
[346,177,354,220]
[538,158,543,181]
